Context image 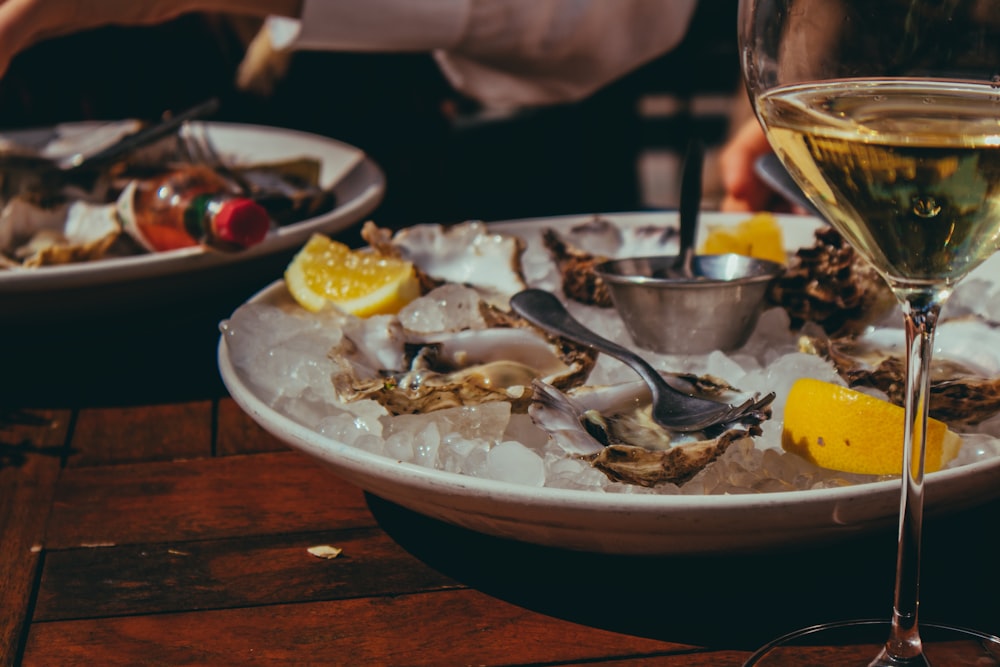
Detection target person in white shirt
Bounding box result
[2,0,774,227]
[0,0,697,110]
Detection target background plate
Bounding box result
[0,121,384,320]
[218,211,1000,555]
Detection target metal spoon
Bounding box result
[669,137,704,278]
[509,288,774,433]
[753,152,825,219]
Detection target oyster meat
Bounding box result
[329,288,598,415]
[529,377,767,487]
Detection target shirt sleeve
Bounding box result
[266,0,469,52]
[265,0,699,109]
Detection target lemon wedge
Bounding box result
[700,212,786,265]
[284,233,420,317]
[781,378,962,475]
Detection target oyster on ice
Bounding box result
[0,196,125,267]
[362,220,527,302]
[802,317,1000,427]
[329,226,601,415]
[769,226,896,337]
[329,288,598,415]
[541,227,614,308]
[529,377,768,487]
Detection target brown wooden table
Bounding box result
[3,287,999,666]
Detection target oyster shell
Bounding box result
[362,220,527,303]
[770,226,896,336]
[801,317,1000,427]
[528,378,766,487]
[0,196,123,267]
[556,214,676,258]
[541,227,613,307]
[330,306,598,416]
[540,217,678,308]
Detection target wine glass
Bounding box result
[739,0,1000,664]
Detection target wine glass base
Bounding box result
[744,619,1000,666]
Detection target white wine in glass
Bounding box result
[739,1,1000,665]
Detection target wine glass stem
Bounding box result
[872,291,946,666]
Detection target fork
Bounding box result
[178,120,254,196]
[509,289,775,432]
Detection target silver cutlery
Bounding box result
[509,288,774,433]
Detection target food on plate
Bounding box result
[781,378,962,475]
[0,197,129,268]
[0,129,338,269]
[700,212,786,264]
[363,219,528,304]
[285,233,420,315]
[270,220,775,487]
[768,226,896,337]
[541,227,613,307]
[800,317,1000,427]
[306,223,595,411]
[529,379,768,486]
[331,310,597,415]
[541,215,896,342]
[538,216,679,308]
[231,158,335,226]
[223,215,1000,495]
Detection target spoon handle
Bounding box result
[753,153,825,219]
[509,289,670,395]
[510,289,767,433]
[677,138,704,260]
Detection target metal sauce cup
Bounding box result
[594,253,785,355]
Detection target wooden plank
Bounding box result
[35,527,460,620]
[215,397,288,456]
[576,655,752,666]
[0,409,71,667]
[45,451,373,548]
[68,402,212,466]
[22,589,699,666]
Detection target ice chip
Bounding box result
[486,440,545,487]
[413,421,441,467]
[385,432,415,462]
[398,283,487,333]
[385,403,511,442]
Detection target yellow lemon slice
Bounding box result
[284,233,420,317]
[781,378,962,475]
[700,212,786,265]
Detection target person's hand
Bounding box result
[0,1,194,75]
[718,115,790,213]
[0,0,301,78]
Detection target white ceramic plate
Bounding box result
[218,211,1000,555]
[0,121,384,317]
